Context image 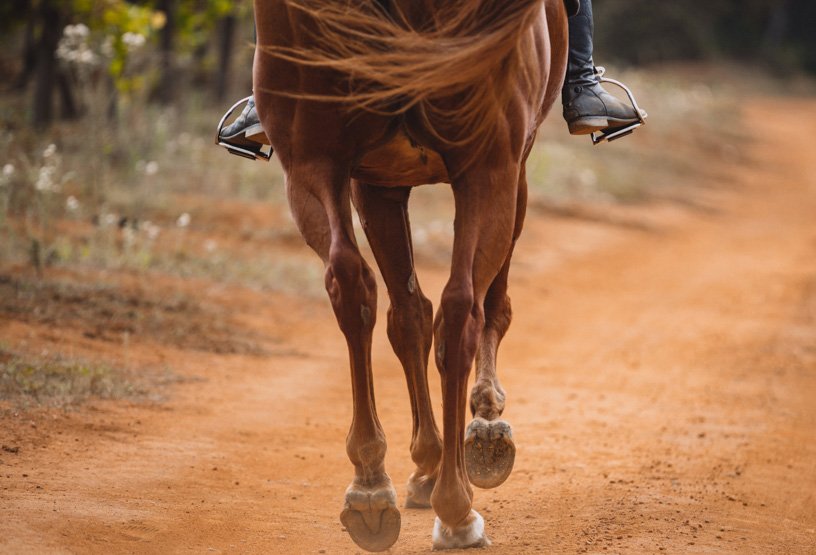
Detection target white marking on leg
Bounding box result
[432,510,489,550]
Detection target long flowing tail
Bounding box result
[262,0,548,154]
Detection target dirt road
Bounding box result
[2,98,815,554]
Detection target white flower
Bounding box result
[122,32,146,50]
[204,239,217,253]
[43,144,57,158]
[35,166,55,192]
[65,195,80,212]
[78,49,97,65]
[102,213,118,227]
[65,24,89,39]
[2,164,14,177]
[144,161,159,176]
[176,213,191,228]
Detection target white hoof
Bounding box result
[432,510,490,550]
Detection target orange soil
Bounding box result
[2,98,815,554]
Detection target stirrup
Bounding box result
[590,67,648,146]
[215,96,272,162]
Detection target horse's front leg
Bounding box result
[286,161,400,552]
[465,166,528,490]
[431,157,520,550]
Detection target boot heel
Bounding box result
[568,117,608,136]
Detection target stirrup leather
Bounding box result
[215,96,272,162]
[590,67,648,146]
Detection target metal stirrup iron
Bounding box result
[215,96,272,162]
[590,67,648,146]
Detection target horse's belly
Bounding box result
[352,133,449,187]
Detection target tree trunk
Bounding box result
[32,0,63,129]
[57,68,79,120]
[215,15,236,102]
[155,0,177,104]
[14,16,37,90]
[762,1,789,53]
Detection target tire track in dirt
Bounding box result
[1,97,815,554]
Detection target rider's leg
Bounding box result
[217,19,269,149]
[562,0,639,135]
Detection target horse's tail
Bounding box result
[263,0,548,156]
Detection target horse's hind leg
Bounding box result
[352,183,443,509]
[286,162,399,552]
[465,168,528,490]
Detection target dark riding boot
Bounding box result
[562,0,639,135]
[218,95,270,148]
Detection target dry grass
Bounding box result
[0,345,150,408]
[0,272,269,355]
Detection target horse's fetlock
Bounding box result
[470,380,505,419]
[412,431,443,470]
[348,436,387,471]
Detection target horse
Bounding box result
[252,0,572,550]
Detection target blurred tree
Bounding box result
[214,12,236,102]
[32,0,66,128]
[154,0,177,103]
[151,0,239,103]
[1,0,244,127]
[778,0,816,73]
[594,0,816,74]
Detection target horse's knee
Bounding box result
[386,290,433,351]
[440,282,475,328]
[436,282,484,371]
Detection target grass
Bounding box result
[0,346,144,408]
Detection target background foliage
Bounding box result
[594,0,816,74]
[1,0,814,129]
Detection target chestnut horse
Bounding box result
[253,0,572,550]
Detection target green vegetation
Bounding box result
[1,0,251,128]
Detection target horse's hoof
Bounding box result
[464,417,515,489]
[340,481,401,552]
[405,470,436,509]
[432,509,490,550]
